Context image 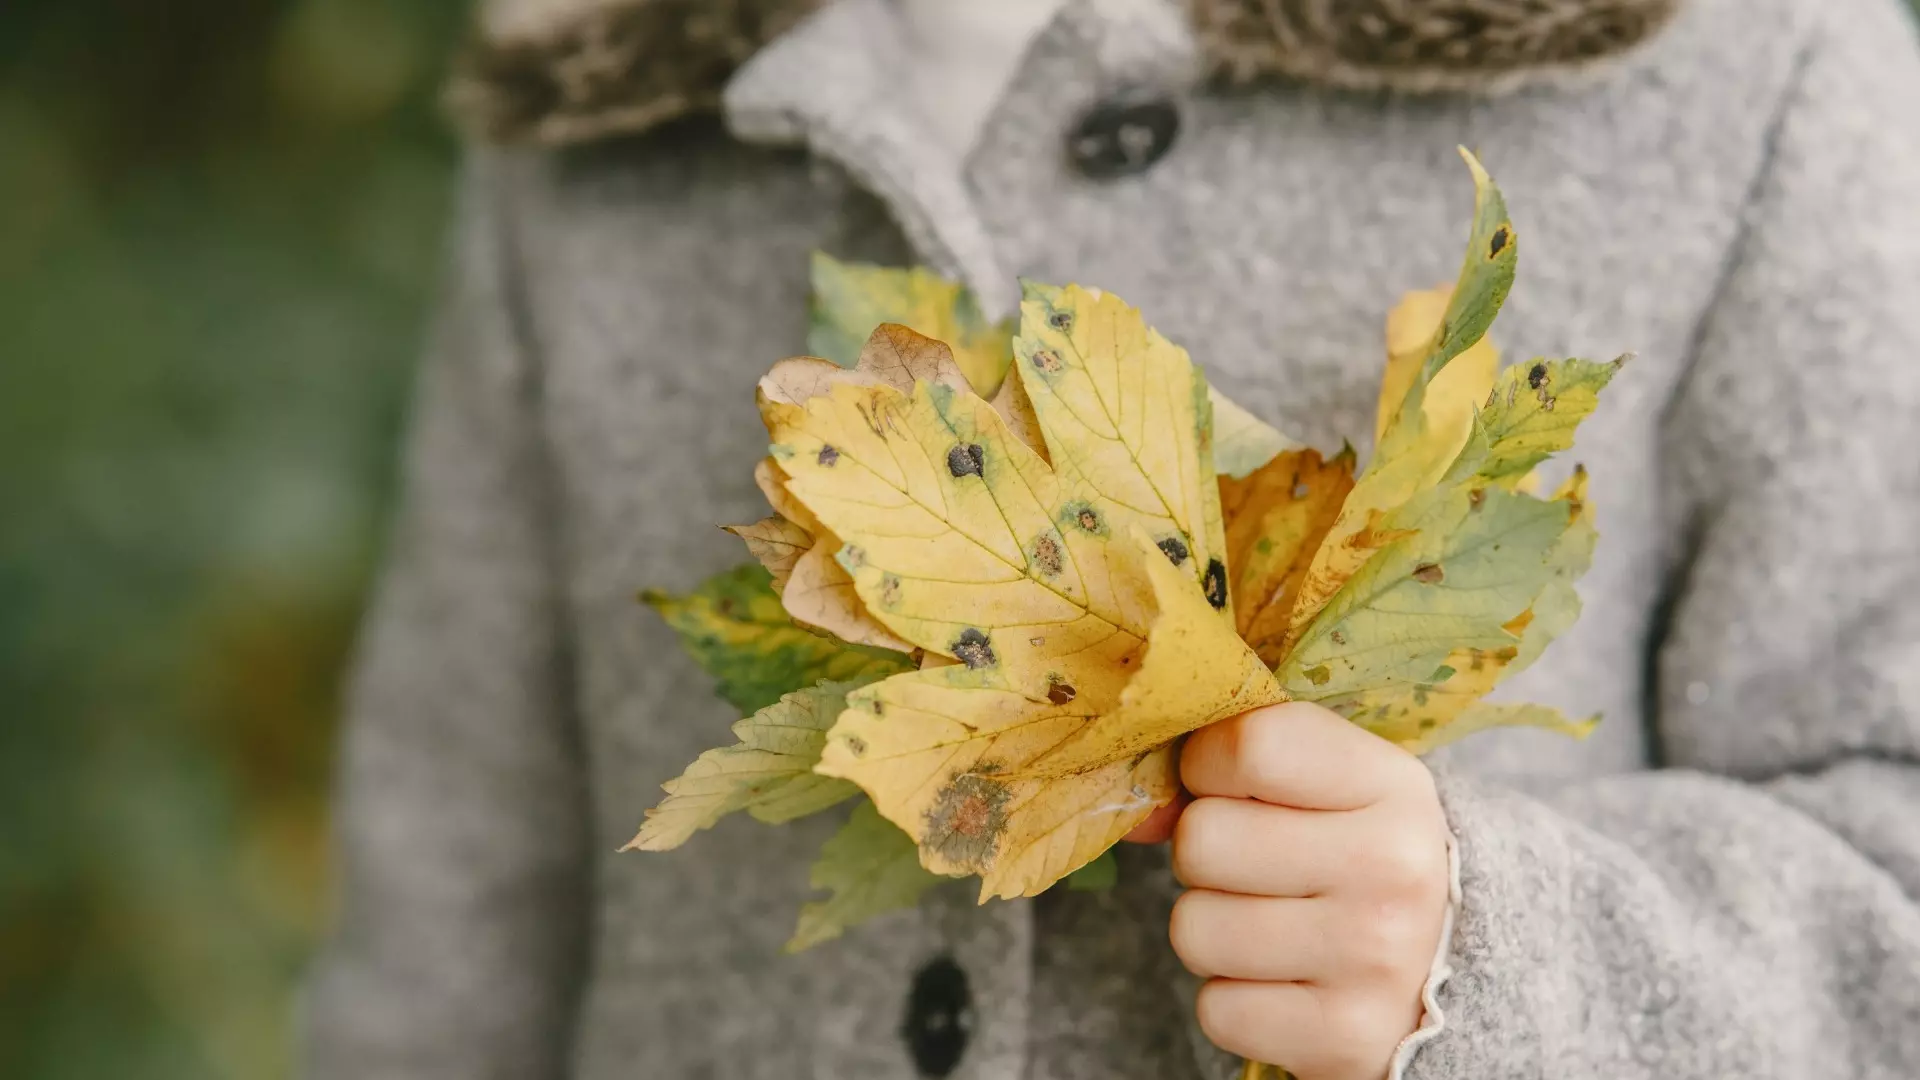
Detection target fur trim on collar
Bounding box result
[448,0,824,145]
[1193,0,1680,94]
[452,0,1679,145]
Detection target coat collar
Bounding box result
[449,0,1680,145]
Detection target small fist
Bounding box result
[1143,702,1451,1080]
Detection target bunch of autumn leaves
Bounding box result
[631,153,1622,951]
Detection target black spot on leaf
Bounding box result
[947,443,985,478]
[1527,363,1548,390]
[1203,558,1228,609]
[1030,348,1063,374]
[1048,311,1073,332]
[818,444,840,467]
[1156,536,1189,566]
[1047,679,1077,705]
[843,735,868,757]
[1330,629,1347,645]
[1413,563,1445,584]
[1490,225,1511,258]
[879,573,902,608]
[952,628,997,669]
[1067,504,1103,533]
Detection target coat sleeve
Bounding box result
[1411,2,1920,1076]
[300,153,589,1080]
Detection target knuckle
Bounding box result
[1232,715,1291,792]
[1364,828,1445,897]
[1345,907,1422,982]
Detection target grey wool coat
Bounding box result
[304,0,1920,1078]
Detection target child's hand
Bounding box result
[1131,702,1451,1080]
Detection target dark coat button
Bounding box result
[1066,90,1180,179]
[901,956,972,1077]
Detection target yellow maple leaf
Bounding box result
[771,288,1267,893]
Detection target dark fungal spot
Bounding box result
[952,628,997,669]
[1048,310,1073,332]
[817,444,840,467]
[1537,390,1557,412]
[1047,679,1077,705]
[947,443,985,478]
[1527,362,1548,390]
[843,735,868,757]
[841,545,867,570]
[1330,629,1347,645]
[879,573,902,608]
[925,773,1011,869]
[1489,225,1511,258]
[1156,536,1190,566]
[1030,348,1063,374]
[1203,558,1228,610]
[1413,562,1445,584]
[1031,533,1064,577]
[1069,505,1103,533]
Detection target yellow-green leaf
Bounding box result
[1283,150,1514,650]
[1395,701,1598,756]
[643,563,912,714]
[787,799,949,952]
[1210,386,1299,479]
[625,679,881,852]
[808,254,1015,397]
[1277,483,1566,701]
[1468,357,1625,487]
[1290,435,1605,744]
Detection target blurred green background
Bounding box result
[0,0,472,1076]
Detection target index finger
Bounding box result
[1179,702,1418,810]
